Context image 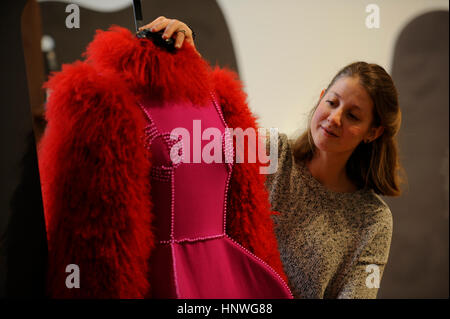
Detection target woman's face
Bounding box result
[310,76,382,156]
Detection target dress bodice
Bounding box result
[140,97,231,242]
[138,96,292,299]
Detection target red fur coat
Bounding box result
[38,26,287,298]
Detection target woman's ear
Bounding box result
[320,89,326,99]
[366,126,384,143]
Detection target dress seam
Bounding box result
[224,235,294,298]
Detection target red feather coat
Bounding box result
[38,26,288,298]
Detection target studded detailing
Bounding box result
[137,97,293,299]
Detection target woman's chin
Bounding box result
[313,138,342,154]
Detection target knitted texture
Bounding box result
[266,134,393,298]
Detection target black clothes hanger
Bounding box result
[132,0,175,52]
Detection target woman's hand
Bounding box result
[139,16,197,51]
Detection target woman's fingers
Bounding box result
[138,17,197,52]
[138,16,168,32]
[174,31,186,49]
[167,21,195,48]
[162,19,183,39]
[181,28,194,46]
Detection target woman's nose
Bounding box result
[327,108,342,126]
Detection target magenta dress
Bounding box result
[138,95,292,299]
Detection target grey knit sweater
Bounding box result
[265,133,393,299]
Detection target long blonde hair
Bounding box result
[293,62,404,196]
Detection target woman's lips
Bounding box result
[320,126,338,137]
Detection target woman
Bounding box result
[143,17,402,298]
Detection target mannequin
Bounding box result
[38,26,292,298]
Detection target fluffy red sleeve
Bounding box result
[38,61,154,298]
[211,67,288,283]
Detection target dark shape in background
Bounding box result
[0,0,48,298]
[3,132,48,298]
[1,0,239,298]
[380,10,449,298]
[23,0,47,143]
[39,0,239,75]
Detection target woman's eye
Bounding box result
[326,100,335,106]
[348,113,359,120]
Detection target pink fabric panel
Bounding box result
[173,163,227,239]
[143,100,225,150]
[174,237,292,299]
[140,98,292,298]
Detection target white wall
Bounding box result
[216,0,449,137]
[37,0,130,12]
[39,0,449,136]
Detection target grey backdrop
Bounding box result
[380,10,449,298]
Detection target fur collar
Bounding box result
[84,26,212,104]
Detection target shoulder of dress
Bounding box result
[210,67,246,103]
[43,61,133,120]
[44,61,113,89]
[210,67,242,88]
[210,67,247,109]
[43,60,129,102]
[209,66,260,131]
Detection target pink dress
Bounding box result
[138,95,292,299]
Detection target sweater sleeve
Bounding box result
[332,207,393,299]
